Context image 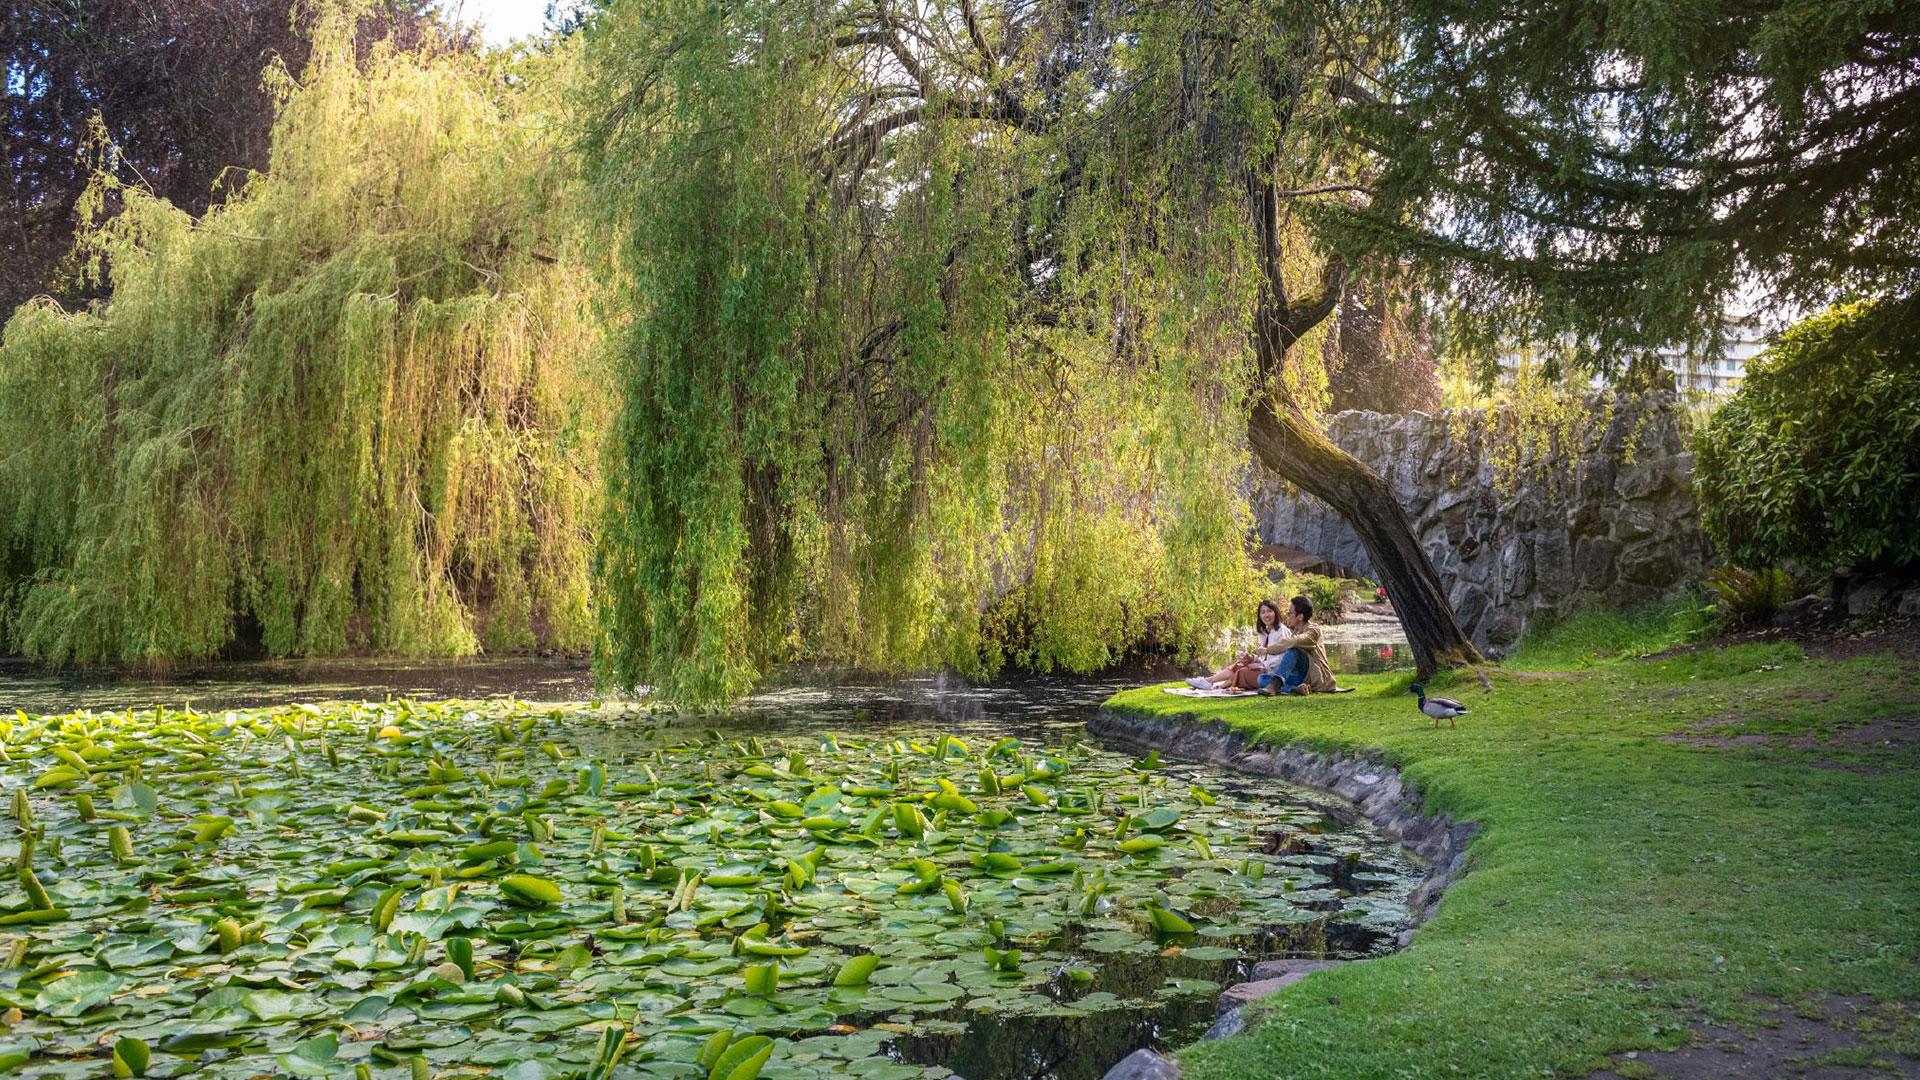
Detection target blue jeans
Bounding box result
[1257,649,1307,694]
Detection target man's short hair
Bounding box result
[1290,595,1313,621]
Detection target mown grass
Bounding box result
[1103,625,1920,1078]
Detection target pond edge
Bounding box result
[1087,705,1476,925]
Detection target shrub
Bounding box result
[1705,566,1797,629]
[1694,300,1920,573]
[1275,572,1350,623]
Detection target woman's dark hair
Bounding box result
[1290,595,1314,621]
[1255,599,1281,632]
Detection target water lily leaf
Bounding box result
[741,963,778,995]
[832,954,880,987]
[191,816,235,843]
[1134,809,1181,832]
[34,765,84,789]
[738,938,807,958]
[36,970,122,1017]
[930,792,977,814]
[500,875,563,907]
[111,1036,150,1078]
[892,803,924,839]
[982,946,1023,972]
[707,1035,773,1080]
[100,936,173,969]
[372,885,405,933]
[971,853,1021,875]
[278,1034,338,1078]
[244,989,326,1021]
[878,981,965,1004]
[1146,905,1195,934]
[461,840,518,864]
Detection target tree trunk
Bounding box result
[1243,163,1483,679]
[1246,400,1483,678]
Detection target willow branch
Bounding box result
[959,0,997,73]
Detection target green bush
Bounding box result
[1705,566,1797,629]
[1274,572,1350,622]
[1695,301,1920,572]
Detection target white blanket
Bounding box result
[1162,686,1255,698]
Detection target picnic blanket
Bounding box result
[1161,685,1356,698]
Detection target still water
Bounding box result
[0,624,1410,716]
[0,647,1418,1079]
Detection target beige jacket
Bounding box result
[1283,625,1338,694]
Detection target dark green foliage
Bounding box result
[1277,573,1350,624]
[1705,566,1797,629]
[1695,301,1920,572]
[1325,0,1920,366]
[0,0,445,317]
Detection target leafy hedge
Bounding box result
[1694,301,1920,572]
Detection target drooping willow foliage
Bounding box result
[579,0,1374,701]
[0,7,605,662]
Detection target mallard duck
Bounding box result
[1410,684,1468,727]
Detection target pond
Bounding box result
[0,666,1419,1080]
[0,620,1412,716]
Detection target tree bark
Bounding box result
[1245,400,1484,677]
[1244,166,1482,678]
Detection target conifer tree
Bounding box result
[1324,0,1920,362]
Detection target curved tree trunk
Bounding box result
[1243,164,1482,679]
[1246,400,1483,677]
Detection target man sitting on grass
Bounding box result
[1260,595,1337,696]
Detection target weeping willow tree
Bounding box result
[583,0,1479,701]
[0,3,605,662]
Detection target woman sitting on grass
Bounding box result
[1260,595,1338,696]
[1189,599,1291,692]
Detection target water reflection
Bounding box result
[0,638,1411,716]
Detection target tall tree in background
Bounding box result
[1321,274,1441,414]
[1325,0,1920,363]
[0,0,442,316]
[0,7,602,663]
[583,0,1482,700]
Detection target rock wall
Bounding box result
[1256,393,1713,654]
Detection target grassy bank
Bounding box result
[1103,629,1920,1078]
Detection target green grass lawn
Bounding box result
[1103,631,1920,1078]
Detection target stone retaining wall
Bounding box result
[1256,393,1713,654]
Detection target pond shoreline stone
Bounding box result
[1201,961,1352,1041]
[1099,1049,1183,1080]
[1089,704,1480,1080]
[1088,706,1477,924]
